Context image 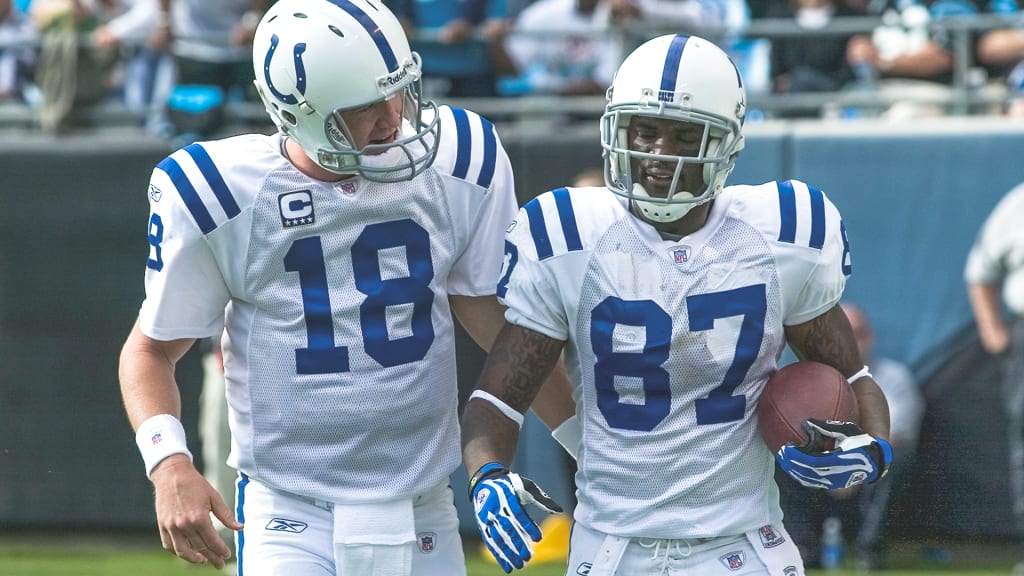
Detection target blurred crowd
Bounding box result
[3,0,1024,136]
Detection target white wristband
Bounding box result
[847,365,873,385]
[135,414,193,479]
[551,414,580,460]
[469,389,525,427]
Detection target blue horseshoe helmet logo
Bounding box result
[263,34,308,105]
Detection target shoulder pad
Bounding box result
[773,179,838,250]
[513,186,625,261]
[433,105,500,189]
[518,187,584,261]
[156,142,241,235]
[154,136,274,234]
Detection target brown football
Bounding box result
[758,361,859,453]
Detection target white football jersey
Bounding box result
[137,106,516,504]
[499,181,850,538]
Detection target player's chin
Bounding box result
[639,176,673,199]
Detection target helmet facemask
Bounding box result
[601,95,744,223]
[316,54,441,182]
[598,34,747,224]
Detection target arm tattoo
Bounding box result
[486,326,564,412]
[788,306,861,375]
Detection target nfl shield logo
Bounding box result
[669,245,691,265]
[720,551,745,570]
[759,524,786,548]
[418,532,436,553]
[338,180,357,196]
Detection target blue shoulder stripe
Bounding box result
[777,180,797,244]
[524,198,552,260]
[477,116,497,189]
[807,184,825,249]
[183,144,240,219]
[523,189,584,260]
[157,156,216,234]
[450,107,498,188]
[777,180,826,249]
[552,188,582,252]
[452,108,472,180]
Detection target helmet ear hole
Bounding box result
[282,110,298,125]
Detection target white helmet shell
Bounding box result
[600,35,746,222]
[253,0,439,181]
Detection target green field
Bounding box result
[0,535,1019,576]
[0,550,1015,576]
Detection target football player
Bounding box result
[462,35,894,575]
[117,0,573,573]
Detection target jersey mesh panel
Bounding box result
[233,168,462,503]
[571,215,785,538]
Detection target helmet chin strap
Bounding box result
[630,183,698,223]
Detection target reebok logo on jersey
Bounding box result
[279,190,316,228]
[574,562,591,575]
[148,184,163,202]
[265,517,308,533]
[720,551,745,570]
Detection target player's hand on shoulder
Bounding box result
[469,462,563,573]
[776,419,893,490]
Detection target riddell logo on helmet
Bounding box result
[326,119,348,146]
[384,67,409,87]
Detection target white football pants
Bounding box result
[565,521,805,576]
[234,476,465,576]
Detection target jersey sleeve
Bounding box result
[768,180,850,325]
[137,155,232,341]
[497,193,576,341]
[436,107,519,296]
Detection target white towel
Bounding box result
[334,499,416,576]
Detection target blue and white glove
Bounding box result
[469,462,563,573]
[776,419,893,490]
